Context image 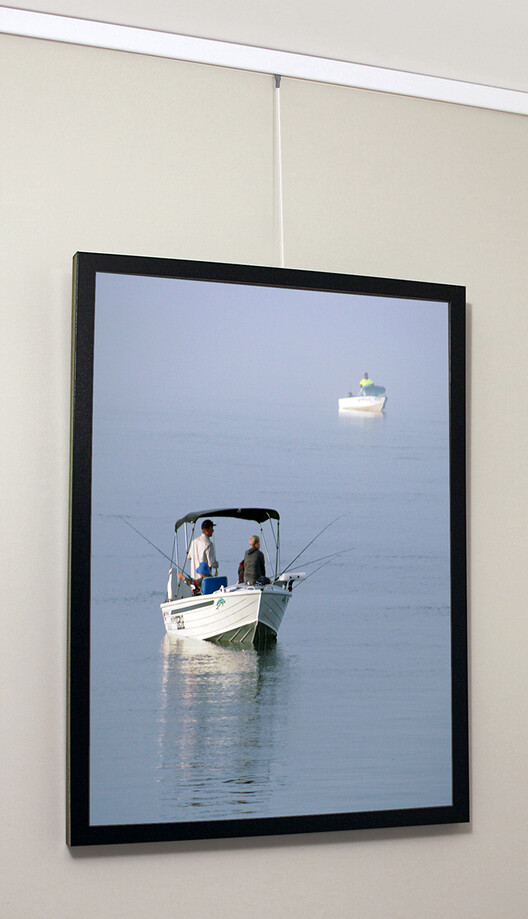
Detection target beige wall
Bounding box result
[2,32,527,918]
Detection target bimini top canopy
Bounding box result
[175,507,280,532]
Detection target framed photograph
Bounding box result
[68,252,468,846]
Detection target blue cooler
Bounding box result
[201,576,228,595]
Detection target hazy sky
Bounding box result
[93,272,450,417]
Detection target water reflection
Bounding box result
[156,634,290,821]
[337,409,386,428]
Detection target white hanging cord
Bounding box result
[274,74,285,268]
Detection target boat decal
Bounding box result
[216,598,226,609]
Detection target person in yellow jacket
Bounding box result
[359,372,374,392]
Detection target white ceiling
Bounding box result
[1,0,528,94]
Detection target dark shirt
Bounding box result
[243,547,266,584]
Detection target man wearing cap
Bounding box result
[188,519,218,578]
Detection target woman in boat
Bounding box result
[243,535,268,585]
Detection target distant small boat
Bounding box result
[339,384,387,413]
[338,393,386,413]
[161,508,304,648]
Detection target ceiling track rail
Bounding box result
[1,6,528,116]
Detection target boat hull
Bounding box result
[338,395,387,413]
[161,585,291,647]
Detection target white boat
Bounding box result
[161,508,304,648]
[338,393,387,413]
[338,384,387,413]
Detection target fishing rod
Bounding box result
[290,546,355,589]
[297,546,357,568]
[278,513,350,577]
[116,515,353,585]
[116,515,186,574]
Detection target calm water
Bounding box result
[89,401,452,826]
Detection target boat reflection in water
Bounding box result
[338,409,386,428]
[157,633,290,822]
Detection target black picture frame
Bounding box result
[68,252,468,846]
